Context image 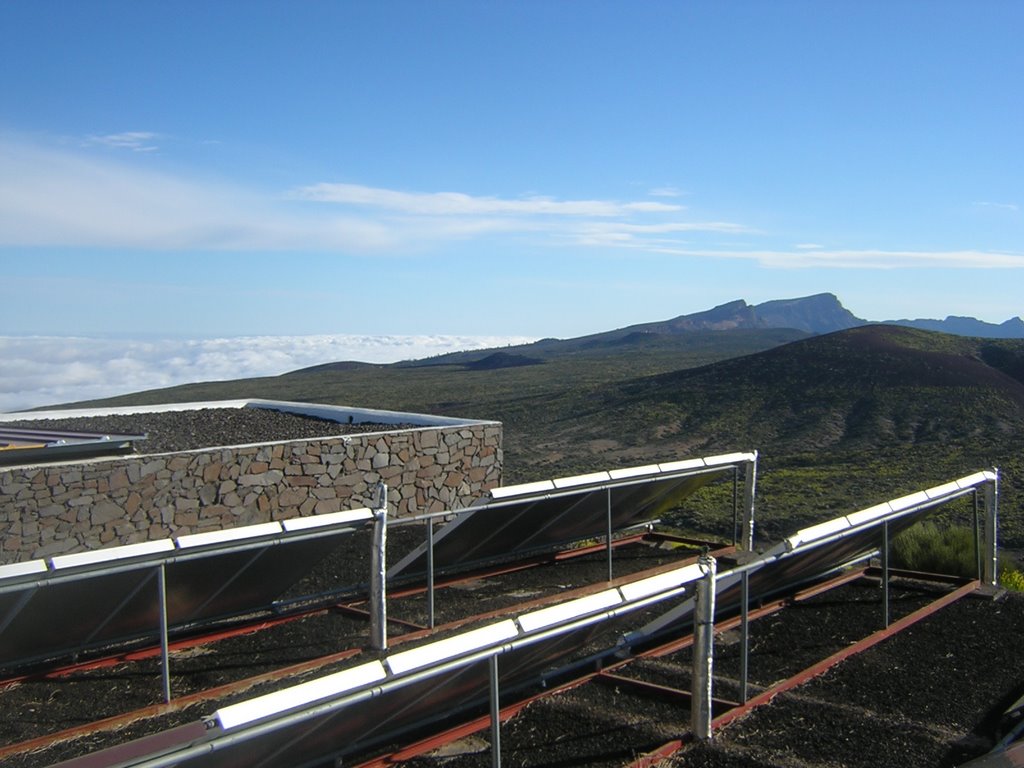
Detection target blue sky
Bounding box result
[1,2,1022,409]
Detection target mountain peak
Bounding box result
[634,294,862,335]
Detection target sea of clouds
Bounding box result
[0,334,537,414]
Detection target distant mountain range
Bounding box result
[618,293,1024,339]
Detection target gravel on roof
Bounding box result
[0,408,416,454]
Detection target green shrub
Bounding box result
[1000,567,1024,592]
[891,522,979,578]
[891,521,1021,585]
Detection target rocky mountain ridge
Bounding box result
[622,293,1023,338]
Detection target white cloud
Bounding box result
[795,243,824,250]
[972,201,1018,212]
[293,182,683,217]
[647,247,1024,269]
[0,137,397,251]
[83,131,161,152]
[0,334,537,413]
[0,136,732,256]
[647,186,685,198]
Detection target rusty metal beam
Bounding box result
[710,578,980,732]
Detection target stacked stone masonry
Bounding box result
[0,424,502,564]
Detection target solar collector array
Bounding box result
[47,469,997,768]
[0,509,375,673]
[389,452,756,578]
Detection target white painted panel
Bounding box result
[215,661,387,730]
[51,539,175,570]
[517,589,622,633]
[176,522,283,549]
[386,620,519,676]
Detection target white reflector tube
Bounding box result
[281,508,373,532]
[845,503,894,528]
[924,481,963,501]
[609,465,662,480]
[703,452,756,467]
[214,661,387,730]
[888,491,929,513]
[51,539,176,570]
[658,458,706,473]
[0,559,48,580]
[489,480,555,500]
[785,516,851,552]
[553,471,611,490]
[176,522,283,549]
[517,589,622,633]
[618,563,704,602]
[386,620,519,676]
[958,471,996,490]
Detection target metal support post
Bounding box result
[732,467,739,546]
[370,483,388,652]
[740,569,750,704]
[741,454,757,551]
[489,654,502,768]
[157,563,171,704]
[606,487,614,582]
[973,490,983,582]
[881,521,890,628]
[984,470,1000,587]
[692,552,717,742]
[426,518,436,629]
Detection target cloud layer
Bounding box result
[2,135,1021,271]
[0,334,535,413]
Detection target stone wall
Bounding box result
[0,423,502,564]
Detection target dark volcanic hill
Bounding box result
[595,325,1024,458]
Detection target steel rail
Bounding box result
[0,538,723,761]
[347,571,977,768]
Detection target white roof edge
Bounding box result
[0,398,494,428]
[281,508,374,532]
[51,539,176,570]
[176,522,283,549]
[244,399,493,427]
[0,400,253,421]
